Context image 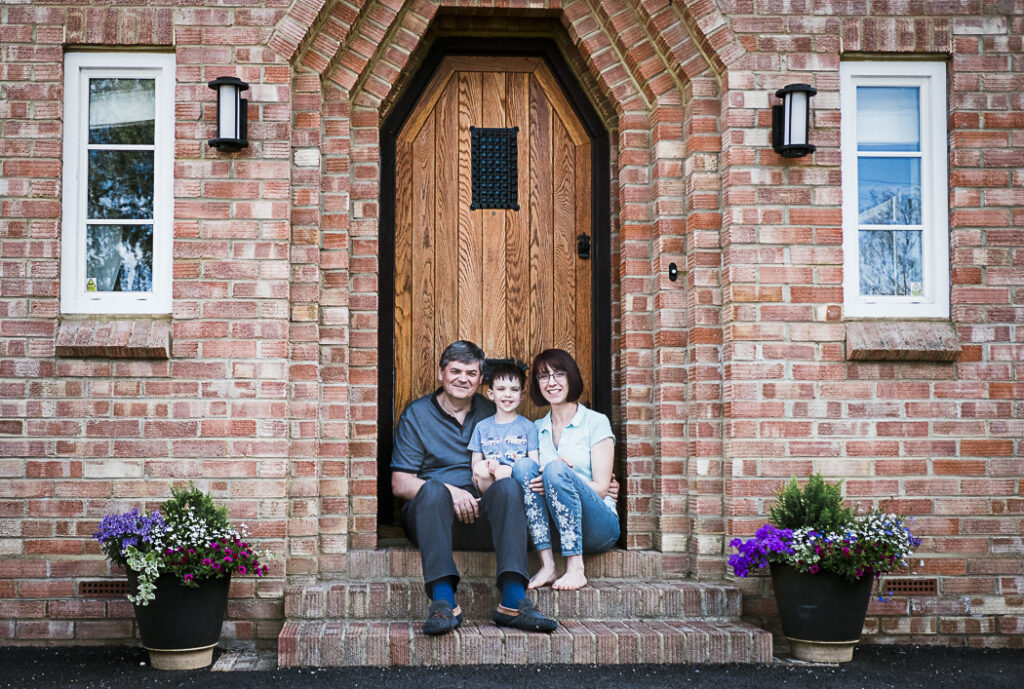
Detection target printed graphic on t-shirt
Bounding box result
[469,416,539,467]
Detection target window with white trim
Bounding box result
[840,61,949,319]
[61,52,174,314]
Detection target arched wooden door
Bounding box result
[393,56,595,422]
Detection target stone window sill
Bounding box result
[55,318,171,359]
[845,321,960,362]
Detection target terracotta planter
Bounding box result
[127,571,231,670]
[769,563,874,663]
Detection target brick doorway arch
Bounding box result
[376,37,613,533]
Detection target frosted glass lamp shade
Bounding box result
[207,76,249,153]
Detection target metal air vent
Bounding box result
[883,578,937,596]
[79,580,129,597]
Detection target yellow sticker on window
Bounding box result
[86,278,97,292]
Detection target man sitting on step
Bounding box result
[392,340,558,636]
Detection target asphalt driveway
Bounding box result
[1,644,1021,689]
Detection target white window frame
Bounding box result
[61,52,175,315]
[840,60,949,319]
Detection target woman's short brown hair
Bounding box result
[529,348,585,407]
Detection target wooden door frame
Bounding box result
[377,37,612,525]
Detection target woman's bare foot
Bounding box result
[528,566,557,589]
[552,570,587,590]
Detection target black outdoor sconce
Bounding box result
[207,76,249,153]
[772,83,817,158]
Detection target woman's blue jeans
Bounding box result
[511,458,619,557]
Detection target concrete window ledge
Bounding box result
[55,318,171,359]
[846,321,961,362]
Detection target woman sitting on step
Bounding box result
[512,348,620,591]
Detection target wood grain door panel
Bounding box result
[395,57,594,422]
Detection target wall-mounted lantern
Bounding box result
[772,83,817,158]
[207,76,249,153]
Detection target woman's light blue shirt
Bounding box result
[535,404,616,511]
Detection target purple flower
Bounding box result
[202,558,214,566]
[223,556,233,564]
[211,542,220,550]
[212,562,221,570]
[93,509,166,561]
[184,573,193,583]
[809,564,820,574]
[238,565,247,575]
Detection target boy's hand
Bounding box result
[473,461,491,480]
[485,459,499,475]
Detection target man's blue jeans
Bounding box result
[511,458,619,557]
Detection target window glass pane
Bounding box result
[89,78,155,145]
[86,225,153,292]
[859,229,923,297]
[894,229,923,296]
[87,150,154,219]
[856,86,920,152]
[857,157,921,225]
[859,230,894,295]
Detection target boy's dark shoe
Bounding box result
[423,600,463,636]
[492,598,558,632]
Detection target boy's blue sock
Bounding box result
[499,575,526,608]
[429,577,456,607]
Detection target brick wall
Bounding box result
[0,0,1021,648]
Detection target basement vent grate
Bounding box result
[80,580,129,598]
[883,578,937,596]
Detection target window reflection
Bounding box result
[86,225,154,293]
[89,78,155,145]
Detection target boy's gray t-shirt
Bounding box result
[468,415,539,466]
[391,390,496,489]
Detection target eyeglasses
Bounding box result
[536,371,567,384]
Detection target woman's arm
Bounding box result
[586,437,614,496]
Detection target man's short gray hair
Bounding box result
[439,340,485,370]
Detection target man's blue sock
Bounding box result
[499,575,526,608]
[430,578,456,607]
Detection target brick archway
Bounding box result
[280,0,740,580]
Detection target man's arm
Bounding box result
[392,470,425,502]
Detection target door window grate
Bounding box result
[470,126,519,210]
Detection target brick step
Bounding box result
[278,619,773,666]
[344,548,676,580]
[285,579,742,622]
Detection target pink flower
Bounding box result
[202,558,214,566]
[238,565,247,575]
[809,564,820,574]
[184,573,194,583]
[223,556,233,564]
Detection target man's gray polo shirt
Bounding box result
[391,389,496,490]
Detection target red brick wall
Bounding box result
[718,0,1023,646]
[1,0,1021,648]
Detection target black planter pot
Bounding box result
[769,562,874,663]
[127,571,231,670]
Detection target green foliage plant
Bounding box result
[770,473,853,533]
